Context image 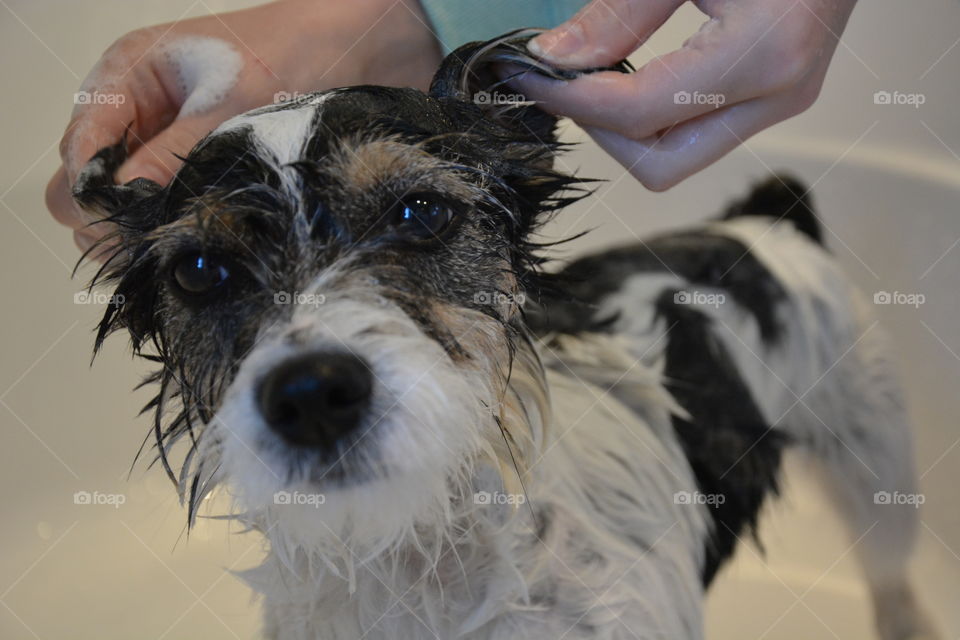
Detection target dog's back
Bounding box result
[526,175,937,640]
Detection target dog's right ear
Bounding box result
[428,29,632,145]
[427,30,631,235]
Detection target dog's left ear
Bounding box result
[72,139,169,354]
[73,137,164,222]
[429,29,632,146]
[72,136,167,263]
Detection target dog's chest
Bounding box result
[255,364,710,640]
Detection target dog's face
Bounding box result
[73,34,608,549]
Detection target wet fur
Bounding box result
[73,31,936,640]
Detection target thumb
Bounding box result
[115,115,225,185]
[528,0,683,68]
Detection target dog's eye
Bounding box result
[171,253,230,296]
[394,195,456,239]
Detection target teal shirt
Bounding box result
[418,1,587,54]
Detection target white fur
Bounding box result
[212,92,332,199]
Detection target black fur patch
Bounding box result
[654,292,787,585]
[530,231,787,343]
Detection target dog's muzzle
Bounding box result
[257,351,373,449]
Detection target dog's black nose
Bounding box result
[257,352,372,448]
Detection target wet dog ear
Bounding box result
[72,136,164,221]
[428,30,631,233]
[72,135,167,264]
[429,29,632,145]
[72,137,171,357]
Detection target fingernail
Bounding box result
[116,162,168,186]
[528,23,585,62]
[498,62,554,84]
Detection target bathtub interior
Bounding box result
[0,1,958,638]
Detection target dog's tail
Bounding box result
[721,174,823,245]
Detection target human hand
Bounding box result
[46,0,441,254]
[509,0,858,190]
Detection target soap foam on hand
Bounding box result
[66,34,243,183]
[158,36,243,118]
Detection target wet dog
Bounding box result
[73,31,937,640]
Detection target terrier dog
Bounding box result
[73,31,937,640]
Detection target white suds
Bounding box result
[158,36,243,118]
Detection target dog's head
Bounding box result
[74,31,627,551]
